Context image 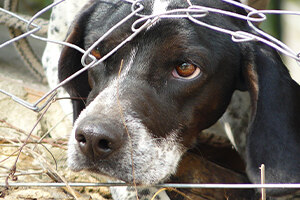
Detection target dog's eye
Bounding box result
[172,63,201,79]
[91,47,101,60]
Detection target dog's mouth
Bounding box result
[68,150,183,184]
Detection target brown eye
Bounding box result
[91,47,101,60]
[172,63,201,79]
[176,63,196,77]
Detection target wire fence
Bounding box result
[1,0,300,113]
[1,0,300,199]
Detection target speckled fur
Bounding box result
[42,0,89,119]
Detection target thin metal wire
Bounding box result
[159,183,300,189]
[0,89,57,112]
[247,9,300,60]
[1,182,300,189]
[0,7,40,49]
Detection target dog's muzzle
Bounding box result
[67,79,185,184]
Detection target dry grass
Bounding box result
[0,77,111,200]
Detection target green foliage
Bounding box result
[23,0,53,8]
[19,0,53,18]
[260,0,282,40]
[260,0,300,40]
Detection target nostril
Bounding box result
[75,133,86,144]
[98,139,111,152]
[75,119,124,160]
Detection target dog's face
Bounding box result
[60,0,246,184]
[59,0,300,195]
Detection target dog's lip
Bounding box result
[69,167,82,172]
[68,160,92,171]
[87,168,169,185]
[77,165,153,184]
[68,165,120,182]
[84,167,127,182]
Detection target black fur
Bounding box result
[242,44,300,195]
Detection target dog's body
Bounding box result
[43,0,300,199]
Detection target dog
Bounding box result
[52,0,300,199]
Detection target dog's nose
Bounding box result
[75,120,122,160]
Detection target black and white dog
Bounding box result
[54,0,300,199]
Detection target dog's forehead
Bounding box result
[83,2,196,54]
[84,0,183,37]
[83,0,245,44]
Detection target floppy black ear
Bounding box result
[242,43,300,196]
[58,4,96,121]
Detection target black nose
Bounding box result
[75,119,123,160]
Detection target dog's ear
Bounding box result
[241,43,300,195]
[58,3,96,121]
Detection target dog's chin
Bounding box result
[67,146,181,185]
[86,167,171,185]
[68,159,173,185]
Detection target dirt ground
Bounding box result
[0,26,111,200]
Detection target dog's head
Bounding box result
[58,0,300,195]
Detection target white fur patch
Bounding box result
[123,115,184,184]
[224,122,237,150]
[152,0,169,16]
[110,186,170,200]
[119,48,137,79]
[147,0,170,29]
